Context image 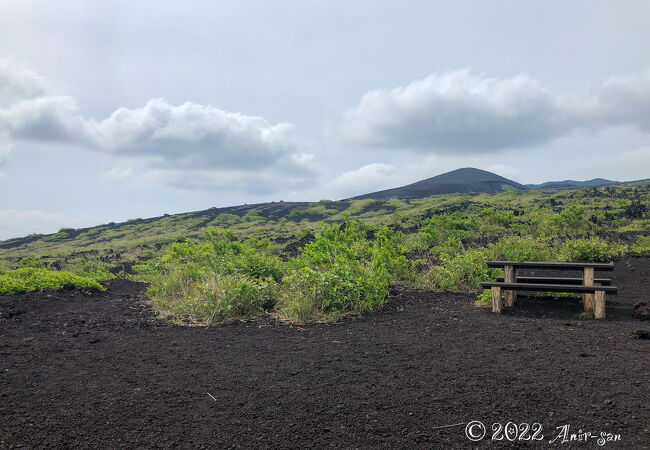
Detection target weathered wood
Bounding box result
[496,276,611,285]
[481,282,617,294]
[583,267,595,312]
[594,290,606,319]
[504,265,516,307]
[491,286,502,313]
[487,261,614,270]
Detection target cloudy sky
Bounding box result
[1,1,649,239]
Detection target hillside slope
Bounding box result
[349,167,524,200]
[527,178,617,189]
[1,171,648,259]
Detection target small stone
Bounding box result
[632,302,650,320]
[633,329,650,339]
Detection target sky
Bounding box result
[1,0,650,239]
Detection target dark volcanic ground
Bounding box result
[1,258,649,449]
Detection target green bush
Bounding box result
[0,268,105,295]
[477,207,516,236]
[630,235,650,253]
[420,249,498,293]
[549,205,593,236]
[277,264,389,322]
[421,212,478,249]
[560,238,623,262]
[276,221,409,322]
[65,258,116,282]
[16,256,47,269]
[135,228,285,324]
[475,289,492,307]
[486,235,557,261]
[138,221,409,324]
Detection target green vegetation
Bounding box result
[1,180,649,319]
[0,268,105,295]
[276,221,408,322]
[560,238,624,263]
[134,221,409,324]
[134,229,283,324]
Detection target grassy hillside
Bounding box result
[1,180,649,263]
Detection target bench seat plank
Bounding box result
[496,276,611,286]
[481,282,617,294]
[487,261,614,270]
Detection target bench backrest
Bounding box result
[486,261,614,271]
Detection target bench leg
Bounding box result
[583,267,594,312]
[594,290,606,319]
[491,286,503,313]
[504,265,516,307]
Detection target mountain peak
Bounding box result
[349,167,523,200]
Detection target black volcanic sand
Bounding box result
[1,258,649,449]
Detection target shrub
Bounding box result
[276,221,409,322]
[549,205,593,236]
[475,289,492,307]
[486,236,557,262]
[0,268,105,295]
[630,235,650,253]
[65,258,116,282]
[277,264,388,322]
[560,238,623,262]
[135,228,286,324]
[16,256,47,269]
[420,249,498,293]
[477,207,516,235]
[421,212,478,248]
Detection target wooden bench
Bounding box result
[482,261,617,319]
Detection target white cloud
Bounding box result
[90,99,317,172]
[0,59,321,193]
[0,95,91,144]
[0,58,50,104]
[592,69,650,131]
[0,96,318,173]
[335,69,650,154]
[323,163,398,198]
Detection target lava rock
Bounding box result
[632,301,650,320]
[633,329,650,340]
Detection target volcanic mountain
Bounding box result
[349,167,525,200]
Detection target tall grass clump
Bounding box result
[135,228,285,325]
[275,221,409,322]
[0,268,105,295]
